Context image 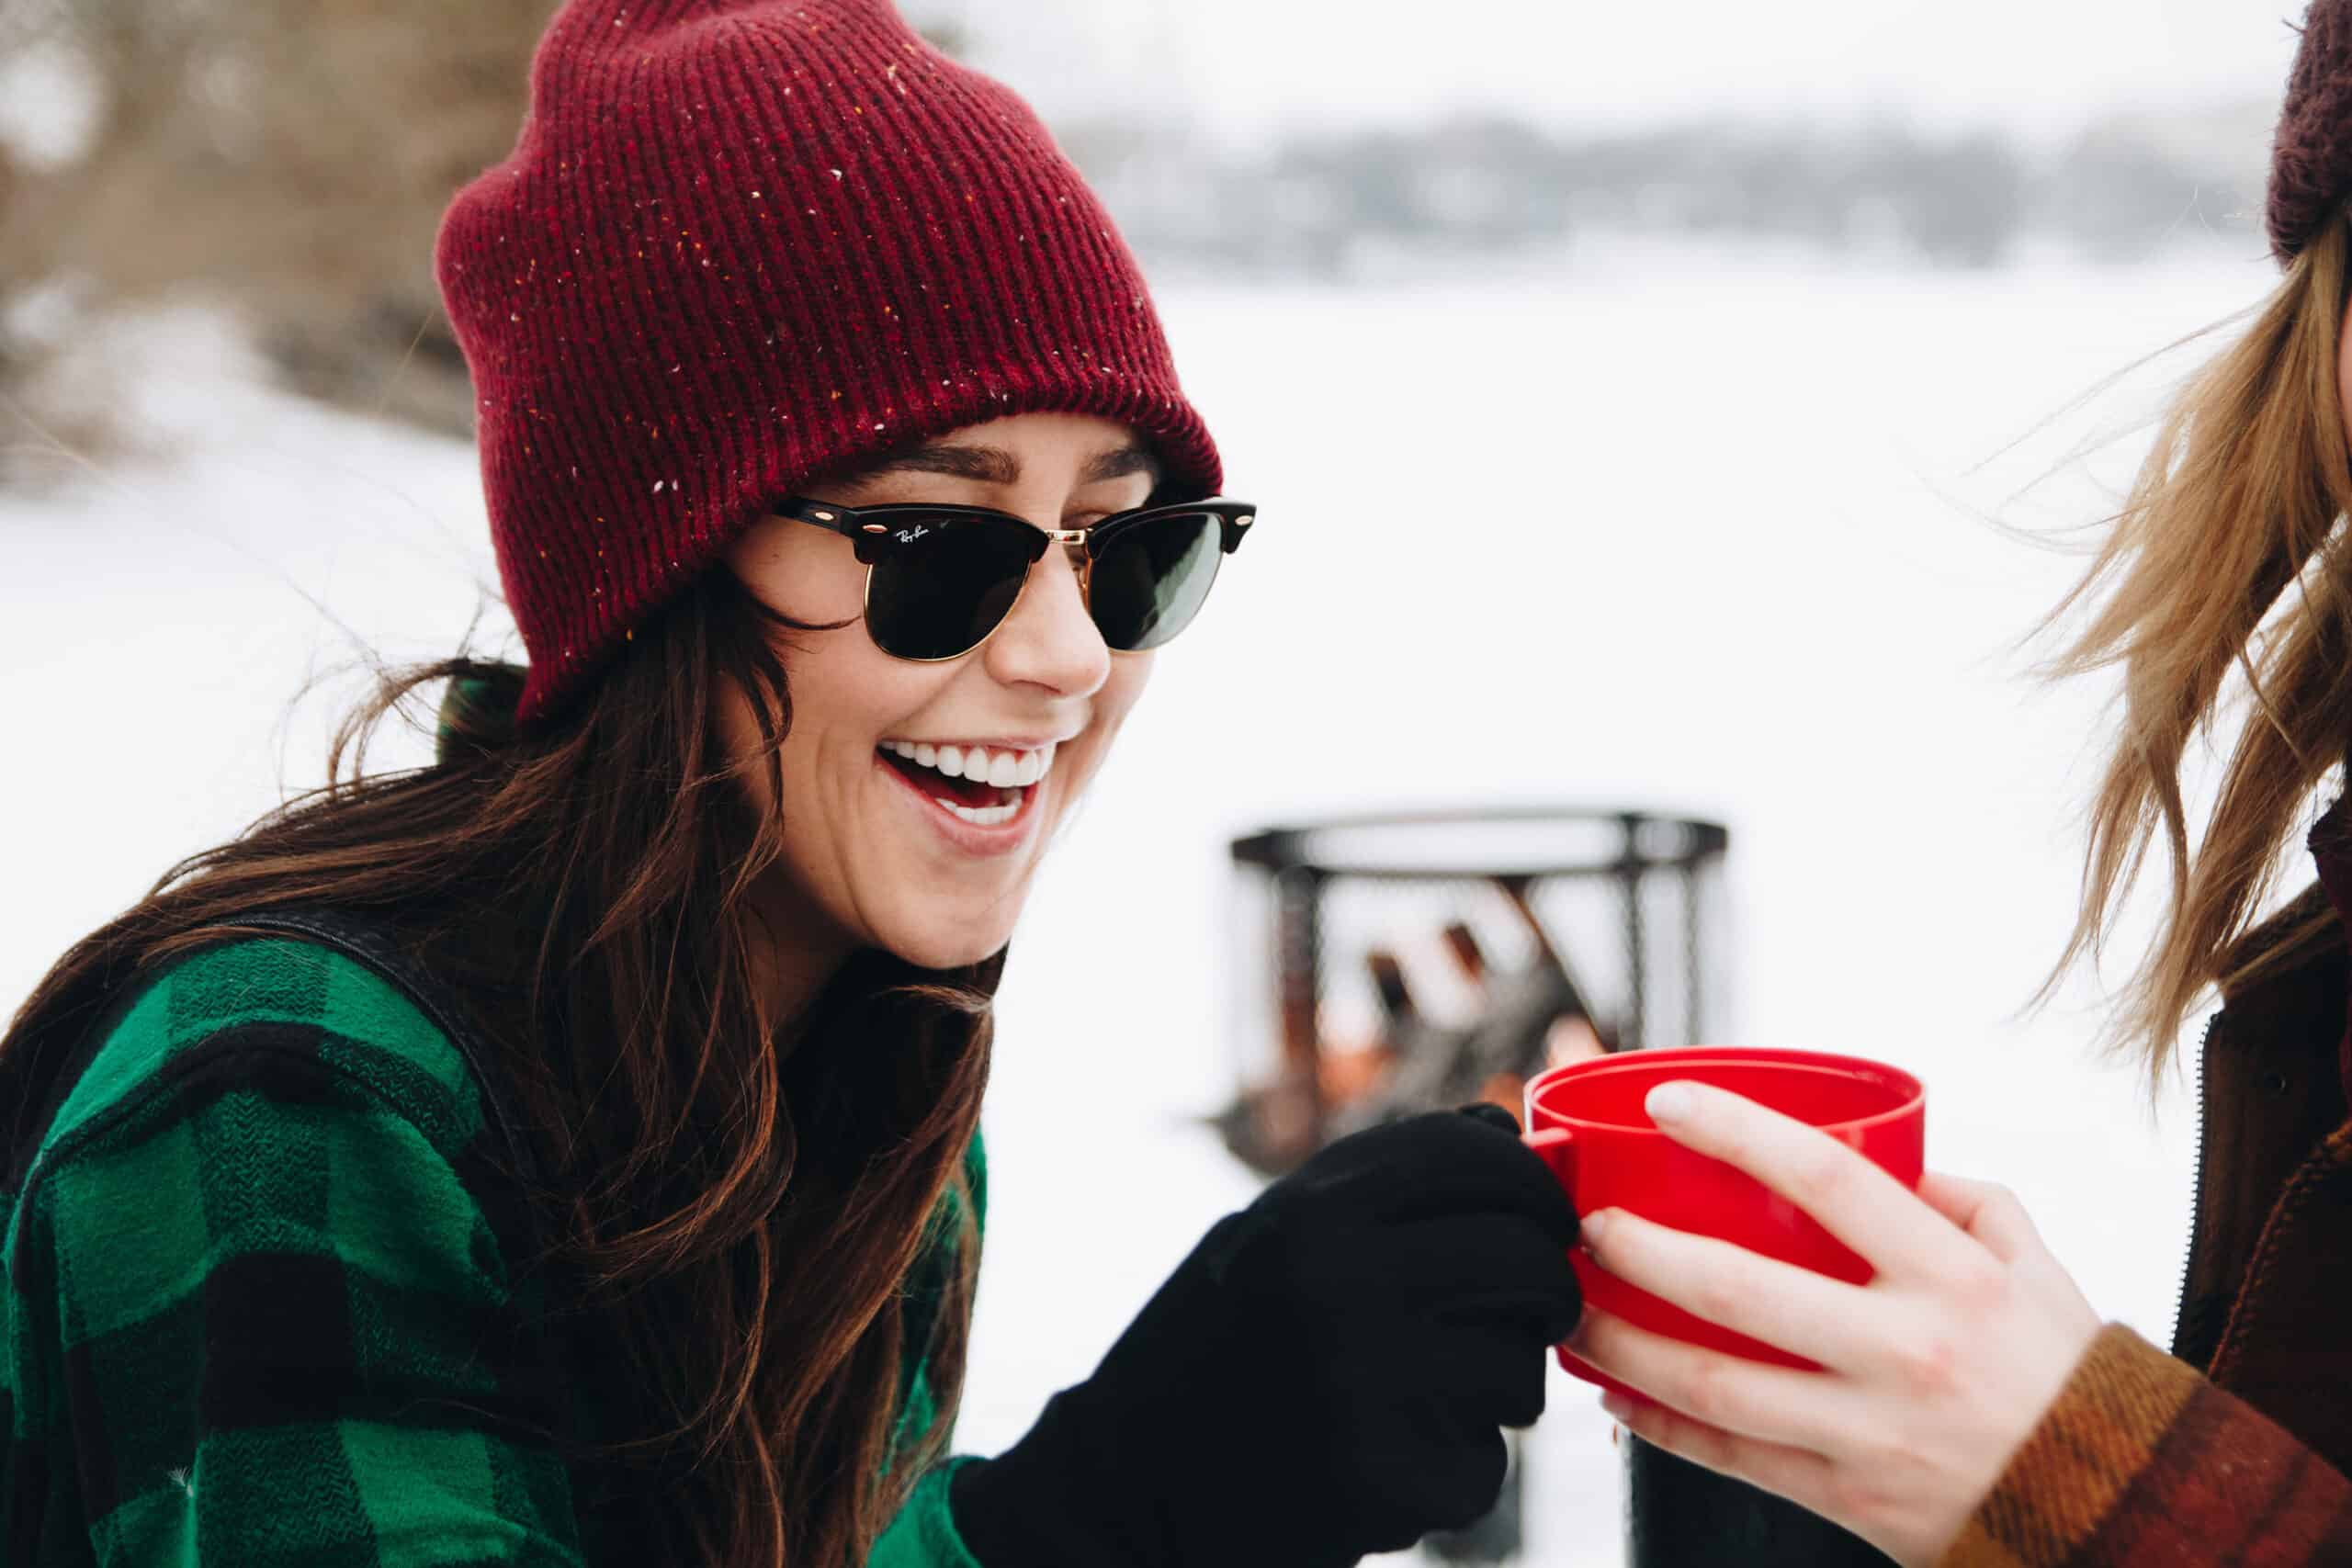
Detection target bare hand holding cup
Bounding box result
[1521,1054,2099,1567]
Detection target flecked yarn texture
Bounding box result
[433,0,1223,724]
[2271,1,2352,264]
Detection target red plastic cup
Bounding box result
[1519,1046,1926,1401]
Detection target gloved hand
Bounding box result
[948,1102,1583,1568]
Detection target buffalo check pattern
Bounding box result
[1,935,985,1566]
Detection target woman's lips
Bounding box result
[876,748,1044,856]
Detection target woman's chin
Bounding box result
[875,912,1017,974]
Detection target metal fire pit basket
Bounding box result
[1216,806,1731,1178]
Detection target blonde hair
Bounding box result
[2040,209,2352,1093]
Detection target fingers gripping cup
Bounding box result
[1518,1047,1926,1400]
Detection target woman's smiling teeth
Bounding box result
[878,739,1056,826]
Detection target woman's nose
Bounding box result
[983,539,1110,695]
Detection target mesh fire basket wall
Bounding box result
[1216,807,1731,1179]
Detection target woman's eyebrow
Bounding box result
[1080,443,1163,488]
[856,440,1162,488]
[860,443,1018,484]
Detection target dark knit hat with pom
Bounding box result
[2271,1,2352,264]
[433,0,1223,725]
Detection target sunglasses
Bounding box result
[772,493,1258,661]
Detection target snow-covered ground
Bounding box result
[0,237,2286,1562]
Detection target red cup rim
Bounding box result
[1525,1045,1925,1137]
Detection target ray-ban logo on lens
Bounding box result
[893,524,933,544]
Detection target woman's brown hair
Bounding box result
[2039,209,2352,1093]
[0,565,996,1566]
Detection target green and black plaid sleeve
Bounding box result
[1,932,992,1568]
[1,934,587,1566]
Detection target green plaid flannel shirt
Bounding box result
[0,933,989,1567]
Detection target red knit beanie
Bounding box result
[2270,1,2352,264]
[433,0,1224,725]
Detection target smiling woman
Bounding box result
[713,419,1256,997]
[713,412,1188,992]
[0,2,1589,1567]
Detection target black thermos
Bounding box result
[1625,1436,1897,1566]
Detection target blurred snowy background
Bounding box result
[0,1,2319,1562]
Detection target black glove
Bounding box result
[948,1102,1582,1568]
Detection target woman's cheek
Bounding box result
[1089,659,1154,760]
[1063,712,1137,801]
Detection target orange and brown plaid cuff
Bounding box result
[1940,1323,2352,1566]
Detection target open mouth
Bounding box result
[876,746,1031,826]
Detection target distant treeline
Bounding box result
[1067,112,2270,277]
[0,0,2272,482]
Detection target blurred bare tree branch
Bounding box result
[0,0,982,483]
[1,0,561,474]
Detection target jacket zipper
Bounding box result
[2170,1010,2221,1359]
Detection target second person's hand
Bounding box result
[1566,1078,2102,1568]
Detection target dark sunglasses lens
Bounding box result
[865,515,1036,659]
[1091,513,1224,650]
